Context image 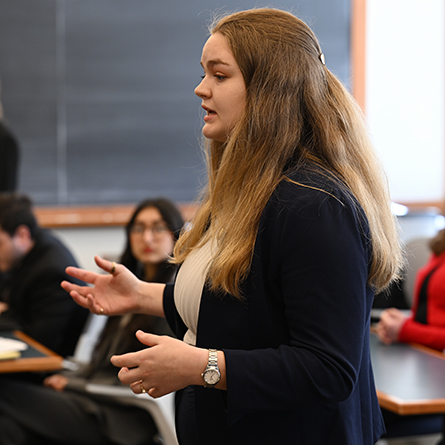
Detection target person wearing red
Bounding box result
[376,229,445,443]
[377,228,445,351]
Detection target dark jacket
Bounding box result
[0,121,19,192]
[164,168,385,444]
[0,229,88,356]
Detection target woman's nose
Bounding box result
[142,228,155,243]
[195,79,209,99]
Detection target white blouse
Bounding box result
[174,238,215,346]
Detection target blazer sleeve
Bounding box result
[223,185,373,424]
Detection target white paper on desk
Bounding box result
[0,337,28,353]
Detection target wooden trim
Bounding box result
[34,201,443,229]
[35,205,135,228]
[351,0,367,111]
[410,342,445,359]
[377,390,445,415]
[35,203,198,229]
[398,201,445,214]
[0,331,63,374]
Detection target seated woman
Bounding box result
[0,197,184,445]
[376,228,445,443]
[377,228,445,351]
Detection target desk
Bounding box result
[370,333,445,415]
[0,331,63,373]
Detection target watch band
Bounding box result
[201,348,221,388]
[208,349,218,368]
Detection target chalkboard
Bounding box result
[0,0,350,206]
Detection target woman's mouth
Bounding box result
[202,105,216,121]
[203,108,217,122]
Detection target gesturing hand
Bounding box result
[111,331,208,398]
[61,255,143,316]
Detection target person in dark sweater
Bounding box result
[0,193,88,357]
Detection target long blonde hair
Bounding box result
[173,8,403,298]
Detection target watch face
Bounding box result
[204,369,220,385]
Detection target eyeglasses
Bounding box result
[130,224,171,238]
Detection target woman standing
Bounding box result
[63,9,403,445]
[0,198,183,445]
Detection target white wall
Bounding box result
[366,0,445,203]
[53,226,126,271]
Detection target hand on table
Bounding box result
[375,307,408,345]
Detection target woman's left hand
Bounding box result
[375,307,408,344]
[111,331,207,398]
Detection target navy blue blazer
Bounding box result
[164,168,385,444]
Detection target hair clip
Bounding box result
[319,53,326,66]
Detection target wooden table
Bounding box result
[370,333,445,415]
[0,331,63,373]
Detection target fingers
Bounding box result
[94,255,118,275]
[43,374,68,391]
[386,307,403,317]
[379,310,392,324]
[130,380,144,394]
[128,378,163,398]
[111,351,141,370]
[385,307,399,314]
[65,266,99,284]
[116,364,145,386]
[135,331,160,347]
[62,285,104,315]
[60,280,90,295]
[60,285,89,309]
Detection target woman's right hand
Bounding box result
[60,255,143,316]
[44,374,69,392]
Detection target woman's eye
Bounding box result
[200,75,206,80]
[215,75,226,81]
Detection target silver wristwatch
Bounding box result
[201,349,221,388]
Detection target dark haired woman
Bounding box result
[0,198,183,445]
